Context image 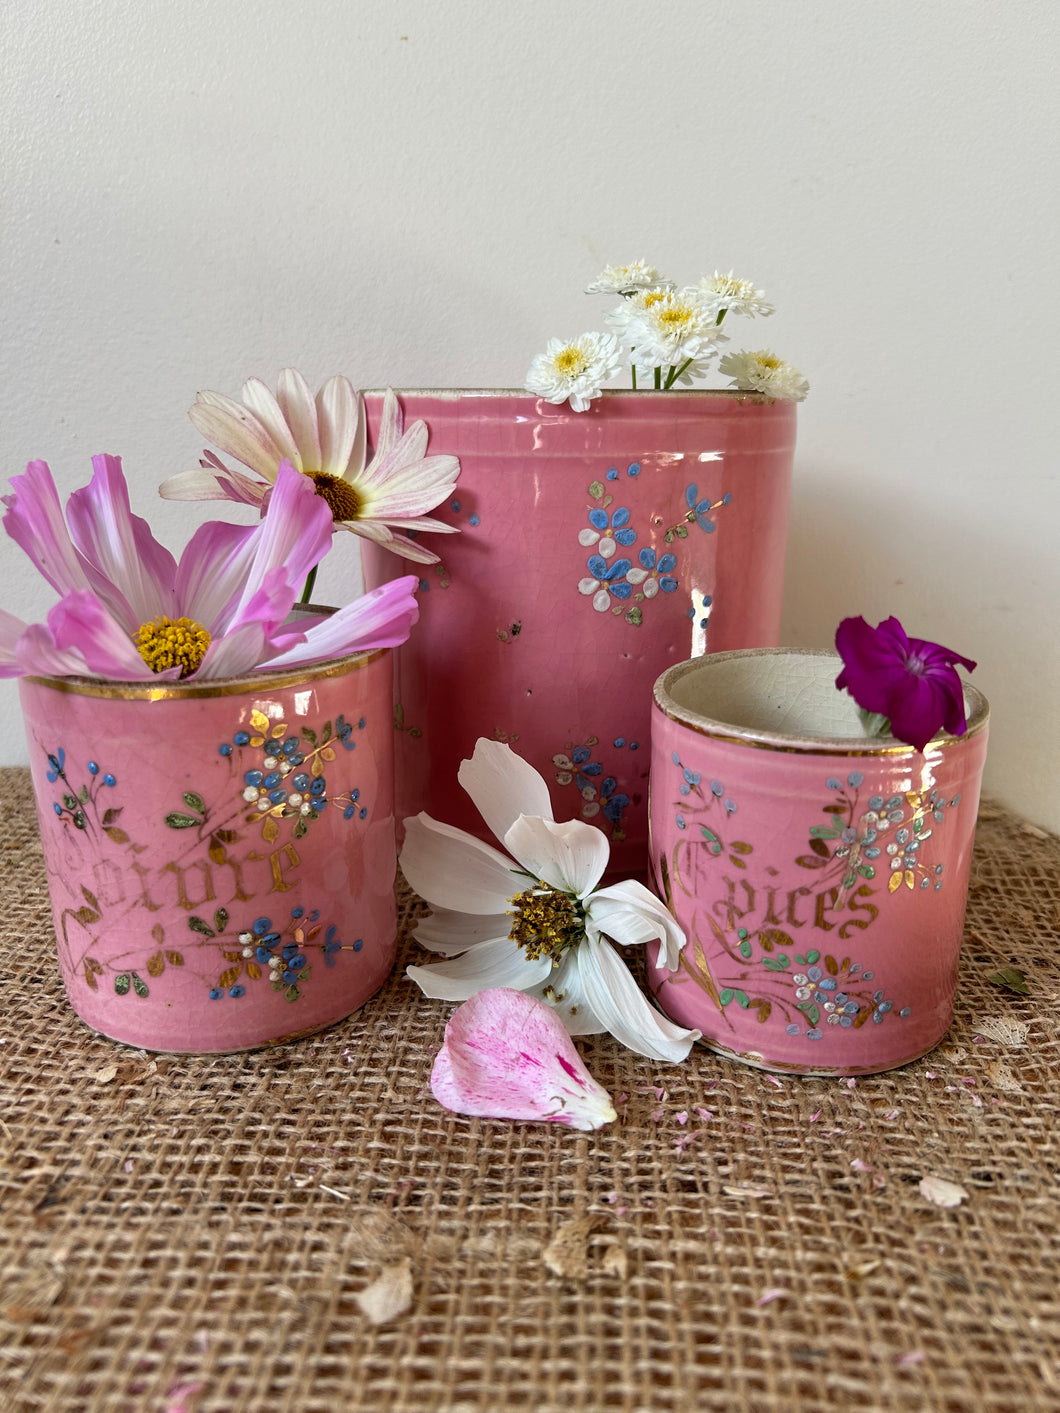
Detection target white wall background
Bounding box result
[2,0,1057,829]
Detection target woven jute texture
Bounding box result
[1,766,1058,1413]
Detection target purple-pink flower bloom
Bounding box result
[0,454,419,682]
[835,615,977,752]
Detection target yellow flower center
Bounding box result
[508,884,585,965]
[134,616,211,677]
[554,346,589,377]
[657,303,694,331]
[309,471,363,523]
[641,290,667,309]
[756,353,782,371]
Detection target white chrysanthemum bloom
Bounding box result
[402,739,700,1063]
[160,372,460,565]
[604,286,673,340]
[697,271,775,319]
[524,332,623,412]
[621,287,724,371]
[719,349,810,402]
[585,261,673,296]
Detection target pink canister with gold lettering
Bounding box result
[648,649,989,1075]
[20,647,396,1053]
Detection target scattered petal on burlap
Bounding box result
[431,988,617,1131]
[918,1175,968,1208]
[355,1258,414,1325]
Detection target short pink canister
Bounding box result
[363,389,796,877]
[19,648,397,1053]
[647,650,989,1075]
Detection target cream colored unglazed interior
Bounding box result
[658,650,989,751]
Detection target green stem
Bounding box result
[654,367,662,390]
[663,358,693,390]
[299,565,318,605]
[631,362,637,390]
[857,707,891,738]
[716,308,728,327]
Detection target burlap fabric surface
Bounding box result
[0,765,1057,1413]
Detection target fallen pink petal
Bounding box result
[430,988,617,1131]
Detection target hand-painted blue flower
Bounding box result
[45,748,66,783]
[600,775,629,823]
[684,484,731,532]
[581,507,637,561]
[626,546,678,598]
[579,556,633,611]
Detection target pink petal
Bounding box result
[66,454,178,630]
[0,607,28,675]
[264,575,420,666]
[2,459,93,600]
[430,988,617,1130]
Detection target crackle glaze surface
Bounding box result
[20,651,396,1053]
[363,391,796,875]
[648,652,989,1075]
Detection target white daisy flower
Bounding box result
[524,332,623,412]
[719,349,810,402]
[401,739,700,1063]
[620,287,724,372]
[697,271,775,320]
[160,372,460,565]
[585,261,673,296]
[604,286,673,340]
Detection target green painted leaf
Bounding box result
[285,984,301,1003]
[810,825,840,839]
[165,812,202,829]
[214,908,229,934]
[858,865,875,878]
[806,950,820,964]
[739,941,752,959]
[131,972,149,998]
[675,524,688,538]
[719,988,734,1006]
[842,871,857,889]
[733,989,750,1008]
[588,480,604,498]
[114,973,130,995]
[303,725,320,745]
[188,916,215,937]
[183,792,206,814]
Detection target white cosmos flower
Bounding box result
[401,739,700,1063]
[719,349,810,402]
[159,371,460,565]
[697,271,775,319]
[585,261,673,296]
[525,332,623,412]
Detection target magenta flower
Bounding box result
[1,454,419,682]
[835,615,977,752]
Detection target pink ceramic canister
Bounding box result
[19,647,397,1053]
[647,650,989,1075]
[362,389,796,877]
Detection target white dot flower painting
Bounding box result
[525,259,808,410]
[401,738,701,1064]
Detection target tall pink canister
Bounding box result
[363,389,797,876]
[647,649,989,1075]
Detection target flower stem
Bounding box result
[664,359,693,390]
[857,706,891,738]
[299,565,318,605]
[654,367,662,390]
[631,363,637,390]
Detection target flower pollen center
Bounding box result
[554,346,590,378]
[310,470,363,522]
[134,616,211,677]
[508,884,585,965]
[757,353,782,371]
[658,303,694,330]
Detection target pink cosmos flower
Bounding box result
[835,615,977,752]
[159,371,460,565]
[1,454,418,682]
